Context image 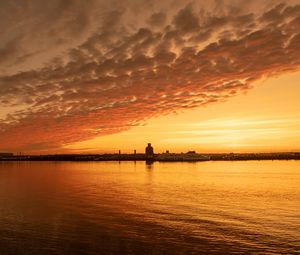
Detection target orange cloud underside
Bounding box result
[66,72,300,153]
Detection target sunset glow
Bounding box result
[0,0,300,154]
[1,2,300,255]
[67,72,300,153]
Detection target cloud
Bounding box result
[0,0,300,152]
[148,12,167,27]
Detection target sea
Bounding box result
[0,161,299,255]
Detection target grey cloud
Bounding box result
[173,4,200,33]
[148,12,167,27]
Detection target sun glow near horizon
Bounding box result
[64,72,300,154]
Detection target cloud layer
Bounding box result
[0,0,300,152]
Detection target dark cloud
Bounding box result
[0,0,300,152]
[148,12,167,27]
[173,4,200,33]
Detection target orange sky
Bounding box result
[0,1,299,154]
[66,72,300,153]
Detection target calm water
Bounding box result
[0,161,299,255]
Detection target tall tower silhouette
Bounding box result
[145,143,154,159]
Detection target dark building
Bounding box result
[145,143,154,159]
[0,152,14,157]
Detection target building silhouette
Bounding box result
[145,143,154,159]
[0,152,13,157]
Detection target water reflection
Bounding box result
[0,161,299,255]
[145,160,154,171]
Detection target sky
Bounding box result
[0,0,299,154]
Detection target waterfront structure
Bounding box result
[145,143,154,159]
[156,151,210,161]
[0,152,14,157]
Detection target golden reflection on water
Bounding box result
[0,160,299,255]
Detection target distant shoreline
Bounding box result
[1,152,300,162]
[0,159,299,162]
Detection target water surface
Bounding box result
[0,161,299,254]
